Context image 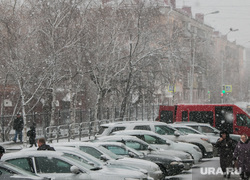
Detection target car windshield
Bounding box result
[175,127,201,134]
[91,145,121,160]
[62,152,102,167]
[62,154,96,170]
[125,146,144,156]
[154,125,185,135]
[200,125,220,134]
[98,126,108,135]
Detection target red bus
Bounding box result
[159,104,250,136]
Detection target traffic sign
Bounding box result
[168,85,176,92]
[225,85,232,92]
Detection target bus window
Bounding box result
[182,111,188,122]
[236,114,250,127]
[160,111,173,123]
[215,106,233,133]
[189,111,213,125]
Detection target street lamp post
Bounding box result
[205,11,220,16]
[189,11,219,104]
[221,28,239,103]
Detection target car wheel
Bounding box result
[157,163,167,176]
[193,143,205,157]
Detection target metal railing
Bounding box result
[44,117,154,142]
[1,103,161,142]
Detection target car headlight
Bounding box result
[201,138,210,143]
[193,146,201,152]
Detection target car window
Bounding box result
[79,146,103,159]
[143,135,166,144]
[188,125,199,131]
[154,125,175,135]
[125,140,148,150]
[6,158,34,173]
[176,127,200,134]
[103,145,128,155]
[110,127,126,134]
[133,125,151,131]
[35,157,71,173]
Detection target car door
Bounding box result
[34,156,90,180]
[5,158,35,174]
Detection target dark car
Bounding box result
[95,141,184,176]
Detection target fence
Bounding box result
[1,103,161,142]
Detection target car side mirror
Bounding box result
[70,166,81,174]
[174,130,180,137]
[148,146,154,152]
[100,155,109,161]
[165,141,171,146]
[88,161,95,166]
[128,152,135,158]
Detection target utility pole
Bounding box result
[190,34,196,103]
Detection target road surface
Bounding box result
[166,157,240,180]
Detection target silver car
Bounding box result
[113,130,203,163]
[95,135,194,170]
[97,121,213,158]
[51,141,159,179]
[2,150,151,180]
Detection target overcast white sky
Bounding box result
[176,0,250,48]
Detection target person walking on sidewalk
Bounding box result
[234,134,250,180]
[13,113,24,143]
[215,130,235,178]
[27,123,37,147]
[37,138,55,151]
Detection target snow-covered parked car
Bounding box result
[2,150,152,180]
[113,130,203,163]
[95,141,183,176]
[173,122,240,146]
[51,141,160,180]
[173,122,241,156]
[97,121,213,158]
[95,135,194,170]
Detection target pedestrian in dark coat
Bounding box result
[27,123,37,147]
[234,134,250,180]
[13,113,24,143]
[0,145,5,160]
[215,130,235,178]
[37,137,55,151]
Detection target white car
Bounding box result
[95,135,194,170]
[98,121,213,158]
[51,141,159,179]
[173,122,240,145]
[21,146,155,178]
[2,150,151,180]
[113,130,203,163]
